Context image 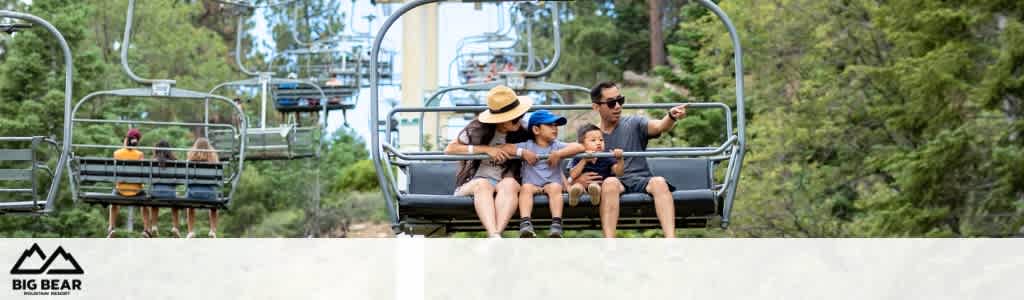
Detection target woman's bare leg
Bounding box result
[209,209,218,237]
[171,208,181,237]
[107,205,119,237]
[493,178,521,233]
[186,208,196,237]
[140,207,150,237]
[149,207,159,234]
[468,179,498,235]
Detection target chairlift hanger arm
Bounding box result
[121,0,175,85]
[696,0,746,228]
[0,11,73,213]
[234,16,259,76]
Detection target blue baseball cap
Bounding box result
[527,109,567,128]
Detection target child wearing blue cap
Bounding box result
[514,110,584,238]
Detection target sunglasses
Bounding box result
[595,95,626,109]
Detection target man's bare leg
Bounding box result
[600,178,623,238]
[646,177,675,238]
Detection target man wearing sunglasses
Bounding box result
[574,81,688,238]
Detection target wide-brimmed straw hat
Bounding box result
[478,85,533,124]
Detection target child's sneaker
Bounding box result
[568,184,583,207]
[519,220,536,238]
[587,182,602,206]
[548,222,563,238]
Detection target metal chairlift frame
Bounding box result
[0,11,73,215]
[422,2,585,151]
[450,2,529,83]
[452,2,518,57]
[68,0,248,208]
[370,0,747,234]
[205,15,328,161]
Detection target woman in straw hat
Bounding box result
[445,86,533,238]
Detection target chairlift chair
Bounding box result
[0,11,74,215]
[206,16,326,161]
[272,46,358,113]
[68,0,248,210]
[369,0,747,236]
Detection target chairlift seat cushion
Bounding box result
[399,158,718,228]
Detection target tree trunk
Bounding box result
[649,0,666,69]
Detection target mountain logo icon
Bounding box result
[10,243,84,275]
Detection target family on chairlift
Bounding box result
[445,81,689,238]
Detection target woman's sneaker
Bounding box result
[568,184,583,207]
[519,220,536,238]
[587,183,602,206]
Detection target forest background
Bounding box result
[0,0,1021,238]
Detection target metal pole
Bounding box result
[525,5,534,72]
[520,2,559,78]
[260,77,268,129]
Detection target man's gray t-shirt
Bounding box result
[515,140,568,187]
[458,131,509,181]
[603,116,653,178]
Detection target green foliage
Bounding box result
[337,160,380,192]
[0,0,386,238]
[659,0,1024,237]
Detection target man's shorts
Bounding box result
[621,176,677,194]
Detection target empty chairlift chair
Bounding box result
[368,0,747,236]
[0,11,74,215]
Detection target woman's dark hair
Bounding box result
[454,119,531,187]
[590,81,618,102]
[576,123,602,143]
[154,140,177,168]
